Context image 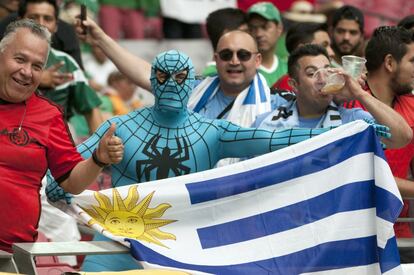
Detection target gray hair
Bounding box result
[0,19,51,54]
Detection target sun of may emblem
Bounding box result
[81,186,176,247]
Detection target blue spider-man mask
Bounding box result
[150,50,195,114]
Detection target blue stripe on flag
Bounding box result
[187,127,384,205]
[378,236,401,273]
[197,180,375,249]
[128,235,399,274]
[376,186,403,224]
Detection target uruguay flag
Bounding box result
[68,121,403,275]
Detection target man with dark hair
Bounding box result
[202,7,248,76]
[398,15,414,32]
[247,2,287,87]
[274,22,335,90]
[254,44,411,151]
[362,26,414,262]
[329,5,365,67]
[285,22,334,59]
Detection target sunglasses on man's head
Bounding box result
[217,49,258,62]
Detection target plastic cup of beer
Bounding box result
[313,68,345,94]
[341,55,367,79]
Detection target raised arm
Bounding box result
[331,73,412,149]
[46,119,119,202]
[356,92,412,149]
[76,18,152,91]
[60,123,123,194]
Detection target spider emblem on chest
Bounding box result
[136,134,191,181]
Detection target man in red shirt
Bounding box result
[0,19,124,253]
[348,26,414,262]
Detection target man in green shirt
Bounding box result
[247,2,287,87]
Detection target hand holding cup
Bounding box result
[313,68,346,94]
[341,55,367,79]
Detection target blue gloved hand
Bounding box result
[363,118,391,139]
[45,172,73,204]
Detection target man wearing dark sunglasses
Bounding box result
[202,7,248,77]
[189,30,273,167]
[190,30,265,113]
[212,30,261,98]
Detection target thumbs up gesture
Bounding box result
[94,123,124,166]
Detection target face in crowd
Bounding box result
[248,15,282,55]
[112,77,136,102]
[366,27,414,96]
[0,28,48,103]
[331,19,363,57]
[312,30,335,60]
[390,43,414,95]
[23,1,58,34]
[214,30,261,96]
[289,54,333,113]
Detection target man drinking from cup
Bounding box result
[254,44,412,150]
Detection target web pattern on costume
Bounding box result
[150,50,195,112]
[46,50,332,201]
[58,110,331,190]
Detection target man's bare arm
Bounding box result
[76,18,152,91]
[60,124,123,194]
[331,73,412,149]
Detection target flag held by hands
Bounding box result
[67,121,403,275]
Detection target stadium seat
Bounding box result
[0,250,18,273]
[26,232,78,275]
[12,240,129,275]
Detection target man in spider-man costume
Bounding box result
[47,50,389,271]
[74,50,333,188]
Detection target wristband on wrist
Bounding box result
[92,149,109,168]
